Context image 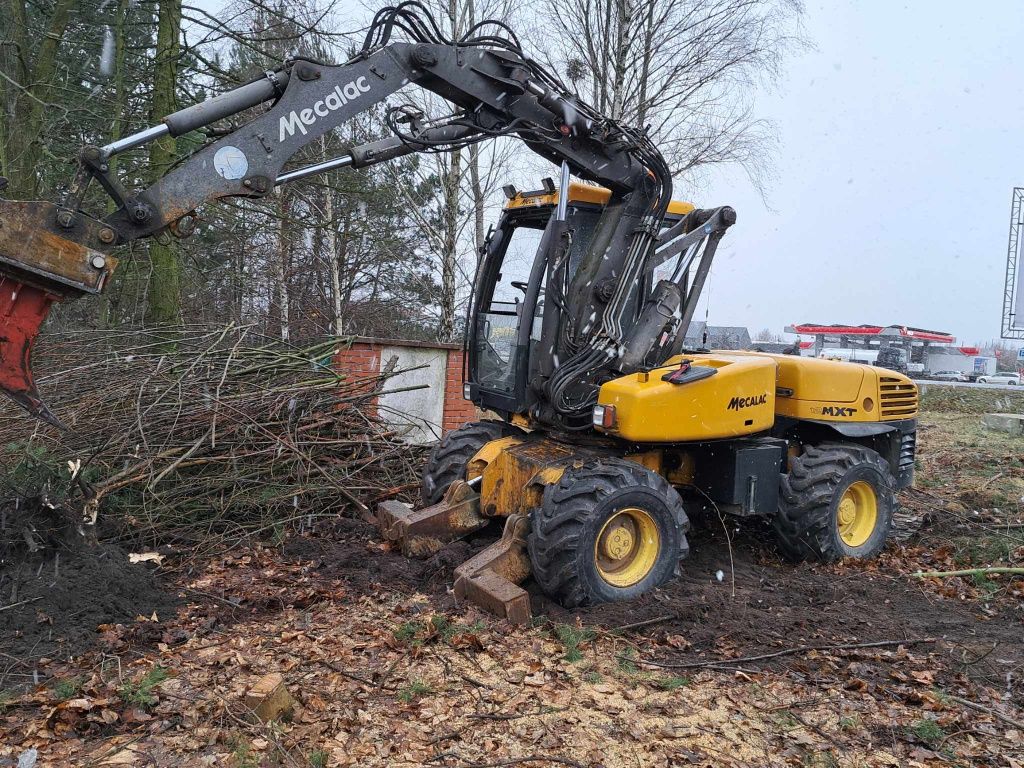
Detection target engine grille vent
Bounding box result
[879,376,918,418]
[898,430,916,471]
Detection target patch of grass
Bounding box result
[971,571,1004,598]
[397,679,432,703]
[117,665,168,708]
[52,676,82,700]
[393,620,424,642]
[919,385,1024,415]
[913,409,1024,522]
[617,647,638,674]
[772,710,799,729]
[838,715,862,732]
[582,671,602,684]
[653,675,690,691]
[801,752,839,768]
[429,615,451,636]
[232,740,259,768]
[553,623,596,663]
[909,717,946,745]
[308,749,328,768]
[394,616,487,645]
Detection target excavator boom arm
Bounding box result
[0,3,728,426]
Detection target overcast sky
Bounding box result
[696,1,1022,345]
[188,1,1021,345]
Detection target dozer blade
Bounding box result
[0,277,63,427]
[0,199,119,426]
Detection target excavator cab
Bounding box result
[467,181,697,420]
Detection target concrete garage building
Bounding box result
[334,338,476,443]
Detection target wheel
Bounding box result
[420,420,524,505]
[774,442,895,562]
[528,458,689,607]
[978,378,988,384]
[1009,380,1016,386]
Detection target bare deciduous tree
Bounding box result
[545,0,804,184]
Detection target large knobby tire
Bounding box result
[774,442,896,562]
[528,458,689,608]
[420,420,524,505]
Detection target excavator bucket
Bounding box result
[0,199,118,426]
[0,278,63,426]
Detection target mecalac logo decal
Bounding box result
[727,393,768,411]
[279,76,372,142]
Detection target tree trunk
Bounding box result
[323,188,343,336]
[469,143,486,257]
[438,149,462,342]
[144,0,183,333]
[274,189,291,342]
[610,0,633,120]
[2,0,80,199]
[98,0,131,328]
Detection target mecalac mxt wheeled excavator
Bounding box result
[0,3,918,620]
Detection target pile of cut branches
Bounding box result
[0,326,427,546]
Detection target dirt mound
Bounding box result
[1,502,178,668]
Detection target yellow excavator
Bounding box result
[0,4,917,620]
[376,180,918,621]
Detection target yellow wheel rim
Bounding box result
[837,480,878,548]
[594,507,660,587]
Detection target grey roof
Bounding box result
[683,323,752,350]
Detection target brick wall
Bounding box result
[334,338,477,436]
[333,340,384,417]
[442,348,476,433]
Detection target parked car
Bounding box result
[977,373,1021,385]
[931,370,969,382]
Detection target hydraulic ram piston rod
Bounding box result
[101,70,291,158]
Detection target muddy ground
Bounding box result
[0,499,176,670]
[3,413,1022,698]
[2,394,1022,765]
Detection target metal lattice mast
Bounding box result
[1001,188,1024,339]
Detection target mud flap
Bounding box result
[0,277,63,427]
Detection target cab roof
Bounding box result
[504,181,695,217]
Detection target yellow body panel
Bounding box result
[727,352,918,423]
[596,354,777,442]
[505,181,695,217]
[596,352,918,442]
[470,438,577,517]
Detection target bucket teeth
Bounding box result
[0,278,64,428]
